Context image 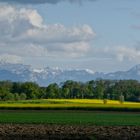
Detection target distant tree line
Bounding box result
[0,80,140,102]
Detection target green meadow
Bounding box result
[0,110,140,126]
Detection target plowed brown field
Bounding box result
[0,124,139,140]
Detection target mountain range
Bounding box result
[0,62,140,86]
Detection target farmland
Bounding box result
[0,99,140,139]
[0,110,140,139]
[0,99,140,125]
[0,110,140,126]
[0,99,140,111]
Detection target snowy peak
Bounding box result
[33,69,44,73]
[0,63,97,85]
[85,69,95,74]
[127,64,140,75]
[129,64,140,71]
[0,63,140,86]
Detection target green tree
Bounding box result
[94,80,105,99]
[20,93,27,100]
[3,93,14,101]
[14,93,20,101]
[61,88,70,98]
[45,83,60,98]
[21,82,40,99]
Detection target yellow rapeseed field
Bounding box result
[0,99,140,110]
[46,99,140,105]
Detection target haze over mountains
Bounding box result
[0,62,140,86]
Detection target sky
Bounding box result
[0,0,140,72]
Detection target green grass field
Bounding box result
[0,110,140,126]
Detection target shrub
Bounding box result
[20,93,27,100]
[119,95,124,104]
[14,93,20,101]
[103,99,107,104]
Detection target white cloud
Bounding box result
[0,0,96,5]
[0,5,95,60]
[47,42,90,57]
[116,46,140,61]
[0,54,23,64]
[92,45,140,63]
[25,24,94,44]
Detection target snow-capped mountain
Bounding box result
[0,62,140,86]
[103,64,140,80]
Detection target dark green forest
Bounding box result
[0,80,140,102]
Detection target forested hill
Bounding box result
[0,80,140,102]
